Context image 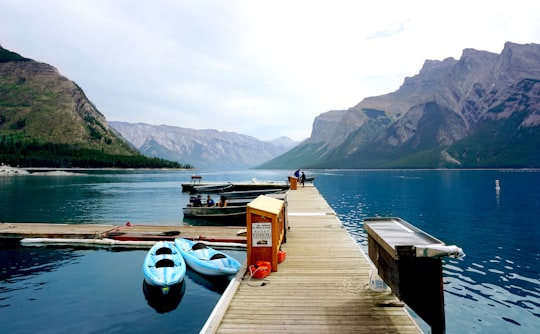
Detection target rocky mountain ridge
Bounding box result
[0,46,176,168]
[109,121,298,170]
[0,51,124,151]
[260,42,540,168]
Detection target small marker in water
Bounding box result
[495,179,500,190]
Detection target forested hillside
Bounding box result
[0,45,188,168]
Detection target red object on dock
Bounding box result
[249,261,271,279]
[278,250,286,263]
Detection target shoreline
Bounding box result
[0,165,194,176]
[0,164,30,175]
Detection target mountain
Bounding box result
[109,121,299,170]
[260,42,540,169]
[0,45,182,168]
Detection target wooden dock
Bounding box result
[202,184,422,333]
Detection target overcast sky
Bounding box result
[1,0,539,141]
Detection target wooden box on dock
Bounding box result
[246,195,285,272]
[364,217,447,334]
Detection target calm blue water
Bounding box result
[1,169,539,333]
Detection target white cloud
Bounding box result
[1,0,540,141]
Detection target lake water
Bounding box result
[1,169,539,333]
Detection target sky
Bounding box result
[1,1,539,141]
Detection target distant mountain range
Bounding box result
[109,121,298,170]
[2,41,539,170]
[260,42,540,168]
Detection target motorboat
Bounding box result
[174,238,242,277]
[218,188,286,199]
[182,205,247,225]
[181,179,289,193]
[183,193,287,225]
[191,183,232,194]
[142,241,186,294]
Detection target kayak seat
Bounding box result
[210,253,226,260]
[192,242,208,250]
[155,258,175,268]
[155,247,173,255]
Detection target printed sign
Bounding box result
[252,222,272,247]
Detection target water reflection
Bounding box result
[0,244,81,282]
[186,268,233,294]
[313,169,540,333]
[142,280,186,314]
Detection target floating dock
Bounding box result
[0,223,247,245]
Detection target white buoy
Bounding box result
[495,179,501,191]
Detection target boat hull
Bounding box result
[142,241,186,294]
[219,188,285,199]
[174,238,242,277]
[182,205,247,225]
[182,181,289,193]
[191,184,233,194]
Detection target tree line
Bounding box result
[0,134,193,169]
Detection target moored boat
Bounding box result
[142,241,186,294]
[191,183,233,194]
[189,196,251,207]
[182,205,247,225]
[219,188,285,199]
[189,191,287,206]
[174,238,242,277]
[182,179,289,193]
[304,176,316,182]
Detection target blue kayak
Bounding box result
[142,241,186,294]
[174,238,242,277]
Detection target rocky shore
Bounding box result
[0,164,30,175]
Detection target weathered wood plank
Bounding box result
[0,222,247,244]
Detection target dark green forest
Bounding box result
[0,134,193,169]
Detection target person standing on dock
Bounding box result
[301,171,306,187]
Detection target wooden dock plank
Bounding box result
[0,223,115,239]
[207,185,422,334]
[0,222,247,244]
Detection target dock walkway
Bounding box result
[203,184,422,333]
